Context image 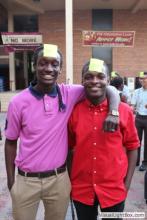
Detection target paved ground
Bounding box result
[0,112,147,220]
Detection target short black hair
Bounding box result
[32,44,63,68]
[110,77,124,90]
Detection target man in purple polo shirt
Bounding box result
[5,44,120,220]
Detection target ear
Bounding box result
[107,78,110,85]
[81,77,85,86]
[58,68,62,74]
[32,63,36,72]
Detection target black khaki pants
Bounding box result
[135,114,147,166]
[73,198,125,220]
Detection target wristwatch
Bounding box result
[109,110,119,117]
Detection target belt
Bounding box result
[18,163,66,178]
[136,114,147,118]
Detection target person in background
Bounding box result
[0,128,2,140]
[110,76,127,103]
[0,101,2,140]
[68,59,139,220]
[4,44,120,220]
[135,77,142,89]
[111,71,131,104]
[131,71,147,171]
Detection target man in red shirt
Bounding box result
[68,58,140,220]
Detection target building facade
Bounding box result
[0,0,147,110]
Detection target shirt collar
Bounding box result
[29,82,57,100]
[84,98,108,111]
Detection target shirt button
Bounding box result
[93,157,96,160]
[94,184,97,187]
[94,171,96,174]
[94,112,98,115]
[94,127,97,130]
[93,143,97,146]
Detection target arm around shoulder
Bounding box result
[106,85,120,112]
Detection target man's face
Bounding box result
[139,76,147,88]
[35,52,61,87]
[82,71,108,99]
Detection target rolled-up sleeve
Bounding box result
[122,109,140,150]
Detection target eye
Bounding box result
[98,73,106,80]
[84,74,93,80]
[38,61,46,66]
[52,61,59,68]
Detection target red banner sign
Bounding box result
[82,31,135,47]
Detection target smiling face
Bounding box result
[35,50,61,89]
[82,71,108,100]
[139,75,147,89]
[82,62,109,104]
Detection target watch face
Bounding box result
[112,110,119,116]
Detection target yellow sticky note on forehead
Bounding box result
[89,58,104,72]
[139,71,144,77]
[43,44,58,58]
[111,71,117,78]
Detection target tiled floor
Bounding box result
[0,113,146,220]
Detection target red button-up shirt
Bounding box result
[68,99,139,208]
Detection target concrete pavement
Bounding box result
[0,112,146,220]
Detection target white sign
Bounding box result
[127,77,135,91]
[1,32,42,45]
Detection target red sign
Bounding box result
[82,31,135,47]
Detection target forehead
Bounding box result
[83,70,107,77]
[139,76,147,80]
[37,50,61,63]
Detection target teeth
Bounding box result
[43,75,53,79]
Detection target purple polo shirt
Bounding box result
[5,84,84,172]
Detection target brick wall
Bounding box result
[39,11,66,83]
[113,10,147,77]
[40,9,147,80]
[39,10,92,84]
[73,10,92,83]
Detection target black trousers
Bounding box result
[73,198,125,220]
[135,114,147,166]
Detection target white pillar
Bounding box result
[65,0,73,84]
[8,12,16,91]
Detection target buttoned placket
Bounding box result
[91,106,104,189]
[43,95,54,114]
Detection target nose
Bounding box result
[91,76,99,84]
[45,63,53,72]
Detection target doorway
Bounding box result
[15,51,34,90]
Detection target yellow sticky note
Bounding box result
[111,71,117,78]
[89,58,104,72]
[43,44,58,58]
[139,71,144,77]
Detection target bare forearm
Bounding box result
[5,139,17,190]
[125,149,138,190]
[106,85,120,111]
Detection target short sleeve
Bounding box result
[68,113,76,149]
[122,109,140,150]
[5,101,21,140]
